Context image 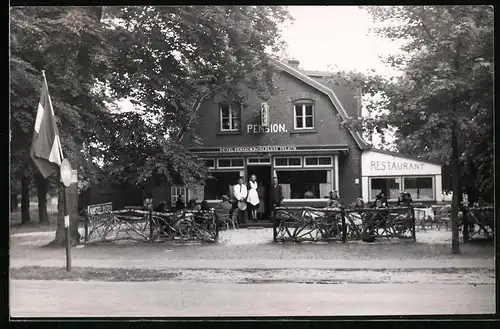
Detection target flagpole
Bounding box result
[47,69,71,272]
[44,69,71,272]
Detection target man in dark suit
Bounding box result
[270,176,283,222]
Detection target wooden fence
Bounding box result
[272,206,416,243]
[84,206,218,244]
[462,206,494,242]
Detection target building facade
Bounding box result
[361,149,443,204]
[178,59,372,212]
[124,59,443,211]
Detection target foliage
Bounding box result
[11,6,291,196]
[339,6,493,201]
[97,111,208,187]
[10,6,111,189]
[334,6,493,253]
[91,6,290,186]
[101,6,289,134]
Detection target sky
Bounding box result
[280,6,401,148]
[281,6,403,77]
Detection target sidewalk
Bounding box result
[10,257,495,270]
[10,228,494,271]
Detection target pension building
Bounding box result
[170,59,442,210]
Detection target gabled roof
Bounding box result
[269,58,371,150]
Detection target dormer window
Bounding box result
[293,102,314,130]
[220,104,241,132]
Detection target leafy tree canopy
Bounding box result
[11,5,291,190]
[336,5,493,199]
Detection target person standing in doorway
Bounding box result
[233,176,248,224]
[270,176,283,222]
[247,174,260,222]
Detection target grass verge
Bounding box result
[10,266,494,283]
[10,266,180,282]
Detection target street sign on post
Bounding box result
[143,198,153,210]
[60,159,72,187]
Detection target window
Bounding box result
[247,158,271,165]
[304,156,333,167]
[294,103,314,129]
[369,176,435,201]
[220,104,241,131]
[217,158,244,169]
[403,177,434,200]
[171,186,187,205]
[202,159,215,169]
[204,172,241,200]
[277,170,332,199]
[370,177,401,200]
[274,157,302,168]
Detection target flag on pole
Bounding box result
[30,71,64,178]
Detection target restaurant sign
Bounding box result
[220,145,297,153]
[370,161,424,171]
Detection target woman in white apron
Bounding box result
[247,174,260,222]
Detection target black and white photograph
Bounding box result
[9,5,495,318]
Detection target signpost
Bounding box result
[260,102,269,127]
[143,198,153,210]
[60,158,73,272]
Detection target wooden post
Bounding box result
[213,210,219,243]
[84,211,89,243]
[411,206,416,242]
[149,208,153,243]
[63,183,72,271]
[341,207,347,243]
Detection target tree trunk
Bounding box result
[21,170,31,224]
[36,174,50,224]
[10,194,19,212]
[450,124,461,254]
[47,181,81,247]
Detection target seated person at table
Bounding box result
[327,191,341,208]
[175,195,186,211]
[371,191,388,208]
[396,191,405,206]
[187,198,201,210]
[200,200,210,211]
[363,198,388,242]
[401,192,413,206]
[354,198,365,211]
[154,200,168,213]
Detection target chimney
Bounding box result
[287,59,300,70]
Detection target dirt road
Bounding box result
[10,280,495,317]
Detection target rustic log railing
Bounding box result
[84,208,218,244]
[272,206,415,243]
[462,206,494,242]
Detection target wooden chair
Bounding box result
[435,210,450,231]
[214,207,238,230]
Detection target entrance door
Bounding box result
[247,165,272,220]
